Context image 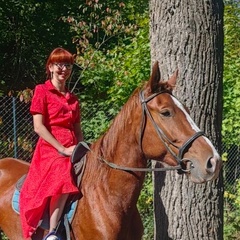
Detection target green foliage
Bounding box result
[64,2,150,143]
[222,2,240,239]
[0,0,77,93]
[77,20,150,111]
[106,21,150,109]
[0,230,8,240]
[62,1,138,57]
[224,180,240,239]
[222,3,240,235]
[222,0,240,146]
[137,173,154,240]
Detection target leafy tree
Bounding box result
[0,0,78,95]
[222,0,240,146]
[62,1,150,141]
[222,2,240,239]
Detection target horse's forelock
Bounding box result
[145,81,174,95]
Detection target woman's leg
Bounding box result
[49,193,69,232]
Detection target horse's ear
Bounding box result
[168,69,178,88]
[149,61,161,92]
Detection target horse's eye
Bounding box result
[160,110,172,117]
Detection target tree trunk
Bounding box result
[149,0,224,239]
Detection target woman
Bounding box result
[20,47,83,240]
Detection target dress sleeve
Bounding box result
[30,85,46,115]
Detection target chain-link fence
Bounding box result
[0,96,37,161]
[0,96,239,227]
[224,145,240,195]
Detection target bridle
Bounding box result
[139,90,204,172]
[99,90,204,172]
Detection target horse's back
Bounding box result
[0,158,29,190]
[0,157,29,170]
[0,157,29,204]
[0,158,29,239]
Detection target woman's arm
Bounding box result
[33,114,75,156]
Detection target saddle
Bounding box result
[71,141,90,164]
[70,141,90,186]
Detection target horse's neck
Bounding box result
[82,137,146,205]
[86,135,145,174]
[82,99,146,205]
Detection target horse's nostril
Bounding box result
[206,157,217,173]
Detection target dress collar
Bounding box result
[45,80,71,99]
[45,80,56,91]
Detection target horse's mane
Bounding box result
[99,87,142,158]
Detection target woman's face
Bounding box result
[49,62,73,82]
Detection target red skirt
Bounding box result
[20,139,79,238]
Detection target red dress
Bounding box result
[20,80,80,239]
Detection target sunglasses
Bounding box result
[54,63,73,70]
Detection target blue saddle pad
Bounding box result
[12,189,78,230]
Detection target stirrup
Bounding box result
[42,231,60,240]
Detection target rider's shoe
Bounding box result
[43,231,60,240]
[45,236,59,240]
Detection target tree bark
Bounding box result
[150,0,224,239]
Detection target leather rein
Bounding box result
[99,90,204,172]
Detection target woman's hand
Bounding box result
[59,145,76,157]
[33,114,76,157]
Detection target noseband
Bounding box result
[139,90,204,172]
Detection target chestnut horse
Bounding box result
[0,62,221,240]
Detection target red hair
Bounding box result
[46,47,74,78]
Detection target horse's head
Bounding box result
[140,61,222,183]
